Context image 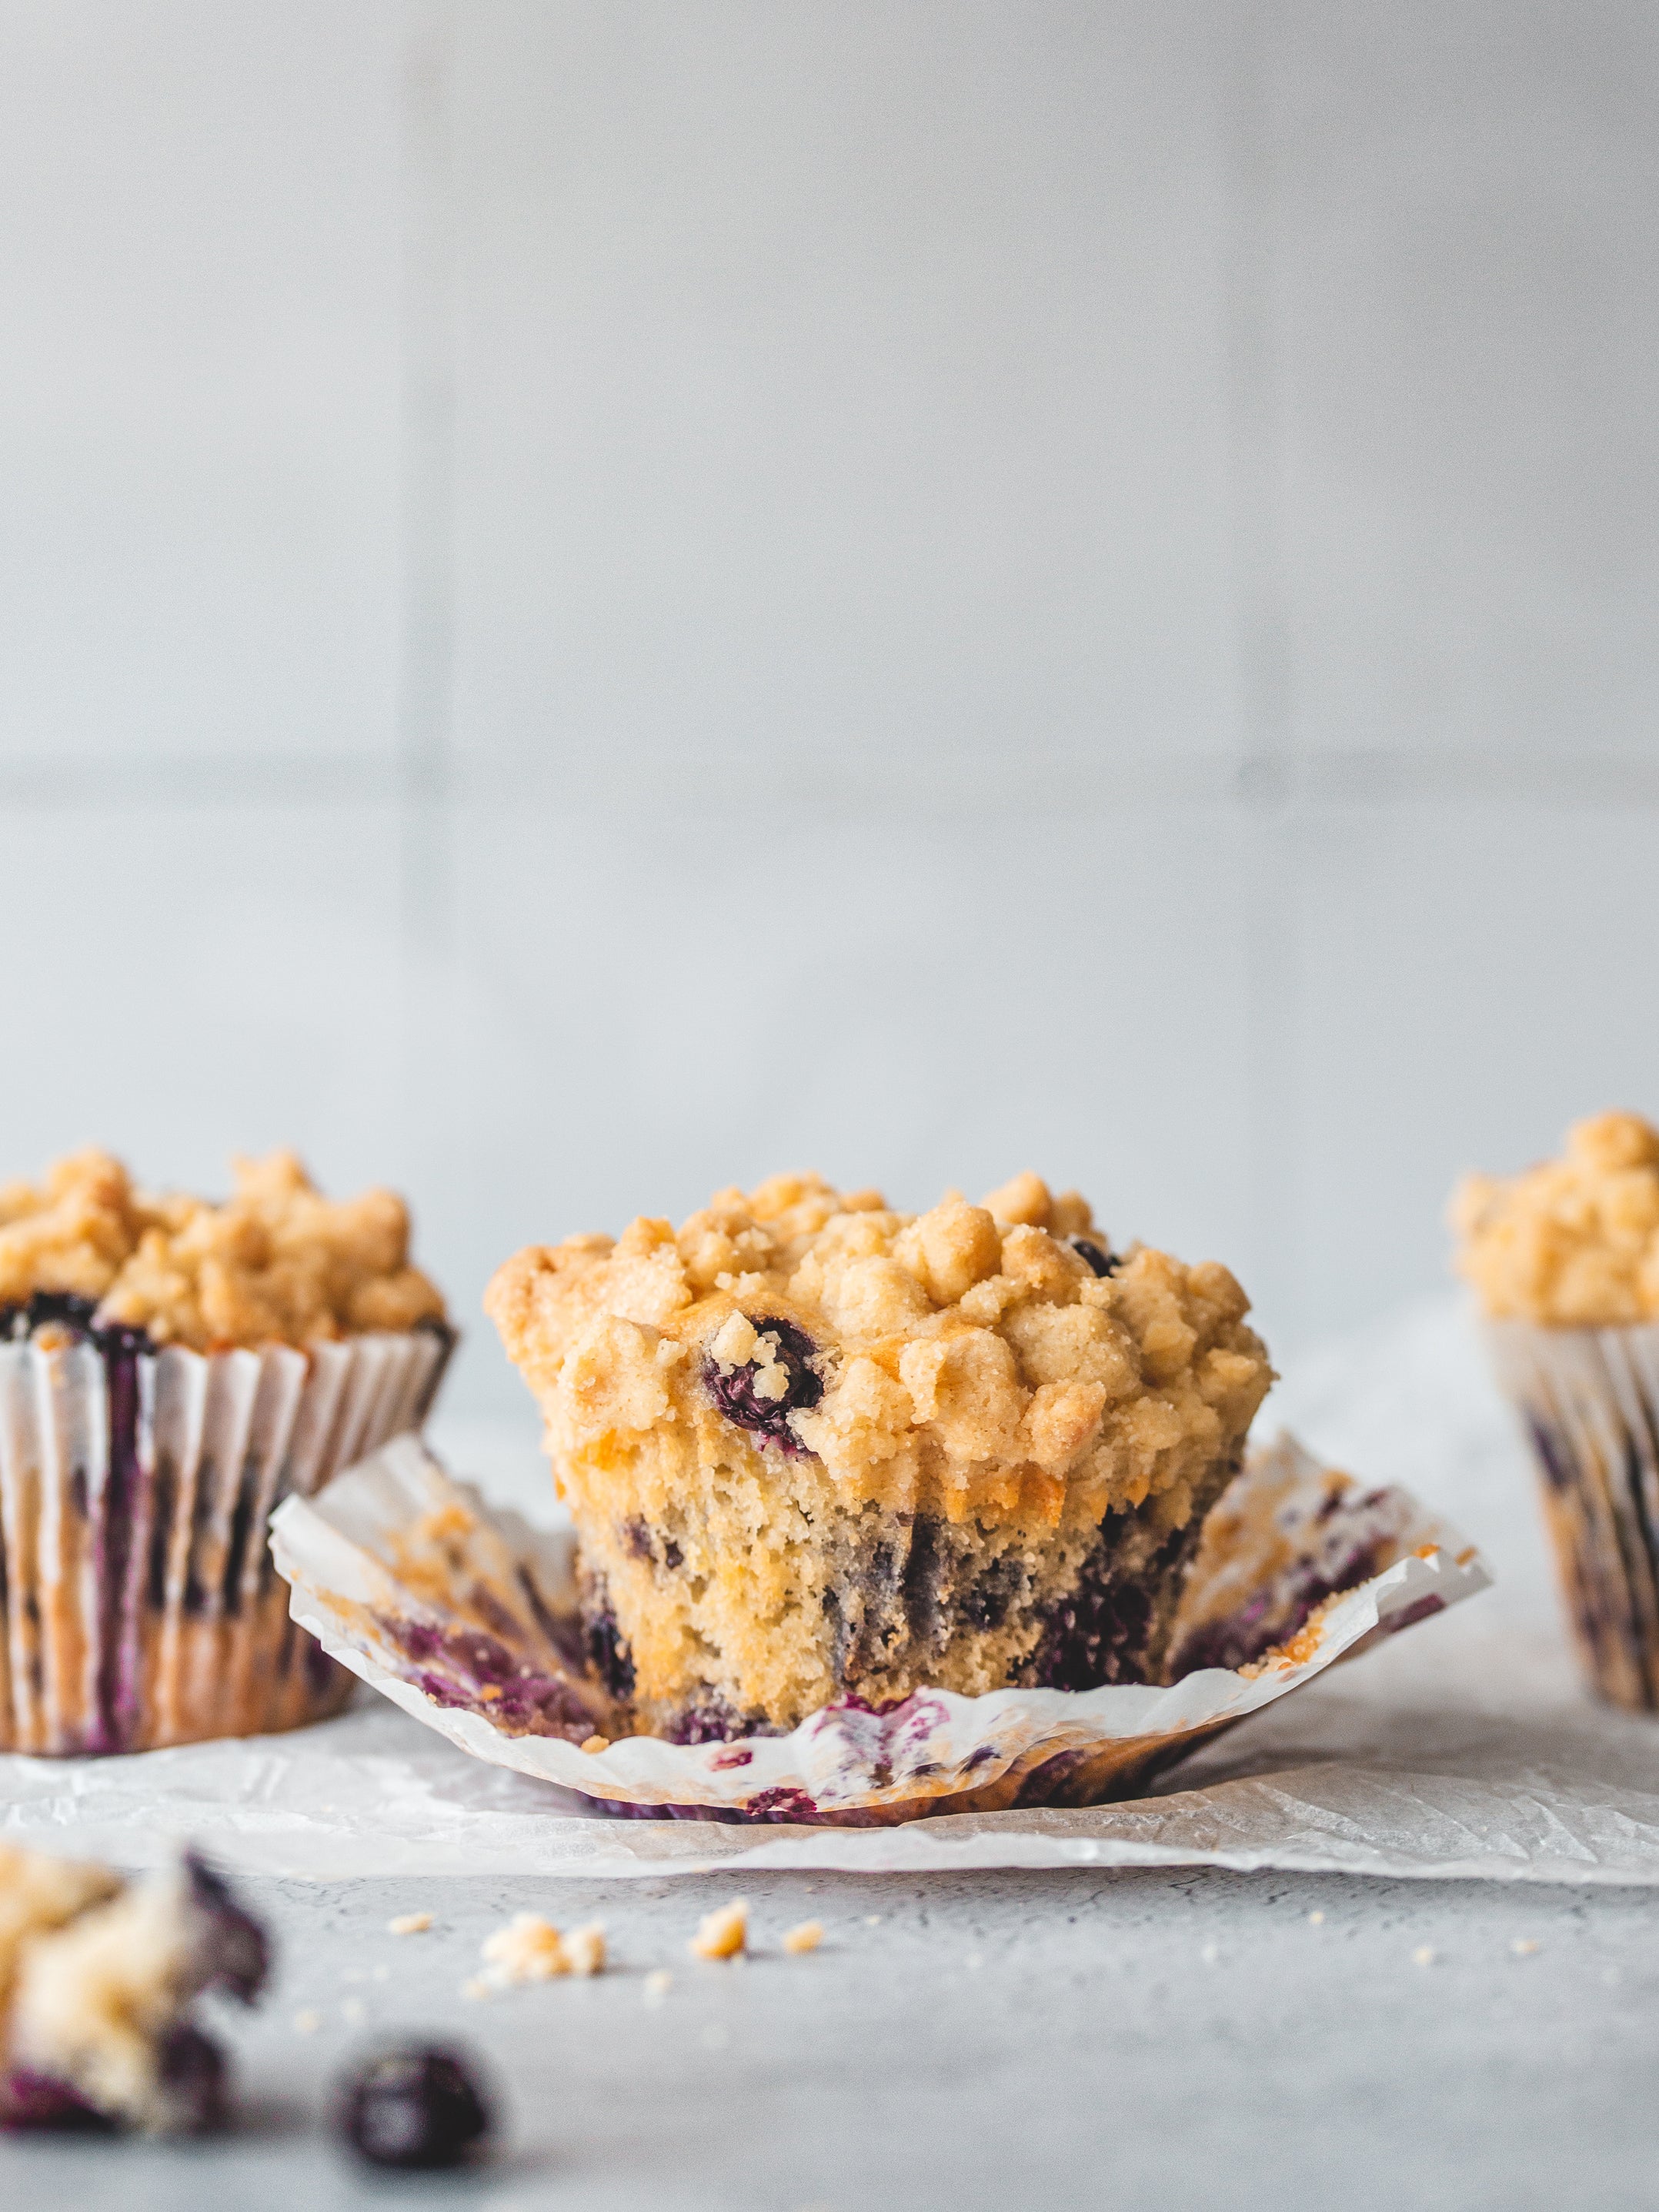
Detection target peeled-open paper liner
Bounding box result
[267,1431,1490,1827]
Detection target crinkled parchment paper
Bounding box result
[8,1301,1659,1884]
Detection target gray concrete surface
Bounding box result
[7,1859,1657,2210]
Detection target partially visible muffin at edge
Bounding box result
[1451,1109,1659,1327]
[487,1171,1273,1739]
[1452,1111,1659,1713]
[0,1148,452,1756]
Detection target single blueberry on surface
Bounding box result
[1069,1237,1119,1279]
[703,1315,823,1454]
[337,2045,492,2171]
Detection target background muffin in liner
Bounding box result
[0,1150,451,1754]
[1454,1111,1659,1712]
[270,1432,1488,1826]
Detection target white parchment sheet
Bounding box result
[5,1299,1659,1884]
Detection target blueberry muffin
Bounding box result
[0,1149,452,1753]
[487,1171,1272,1739]
[1454,1111,1659,1709]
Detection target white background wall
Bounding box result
[2,1,1657,1425]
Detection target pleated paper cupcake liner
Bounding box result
[1484,1316,1659,1711]
[269,1430,1489,1826]
[0,1324,452,1755]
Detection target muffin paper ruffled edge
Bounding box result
[269,1431,1490,1826]
[1484,1316,1659,1711]
[0,1326,452,1754]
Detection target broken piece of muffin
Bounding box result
[0,1846,269,2133]
[486,1172,1273,1739]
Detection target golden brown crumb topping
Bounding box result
[0,1148,445,1351]
[1451,1111,1659,1326]
[487,1171,1271,1525]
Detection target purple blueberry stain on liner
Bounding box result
[0,1294,161,1753]
[375,1610,609,1738]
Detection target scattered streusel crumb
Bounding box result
[0,1147,446,1348]
[690,1900,749,1960]
[388,1911,433,1936]
[580,1735,610,1754]
[565,1923,607,1977]
[475,1912,606,1988]
[863,1915,883,1927]
[783,1920,823,1956]
[461,1976,492,2001]
[481,1913,570,1986]
[643,1969,673,2005]
[1413,1946,1438,1967]
[292,2008,322,2034]
[1307,1910,1325,1926]
[1511,1938,1540,1956]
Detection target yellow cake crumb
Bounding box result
[480,1913,569,1985]
[783,1920,823,1956]
[643,1968,673,2004]
[689,1900,748,1961]
[477,1912,605,1986]
[387,1912,433,1936]
[564,1923,606,1976]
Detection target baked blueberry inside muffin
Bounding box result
[487,1171,1273,1738]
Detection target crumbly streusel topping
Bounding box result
[0,1148,445,1351]
[1451,1111,1659,1326]
[487,1171,1271,1524]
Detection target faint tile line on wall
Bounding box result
[1220,1,1301,1342]
[396,0,458,965]
[0,759,394,809]
[452,746,1236,820]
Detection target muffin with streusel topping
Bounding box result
[0,1148,451,1754]
[1454,1111,1659,1710]
[486,1171,1272,1739]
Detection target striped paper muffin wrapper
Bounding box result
[269,1430,1489,1828]
[1484,1316,1659,1712]
[0,1325,452,1755]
